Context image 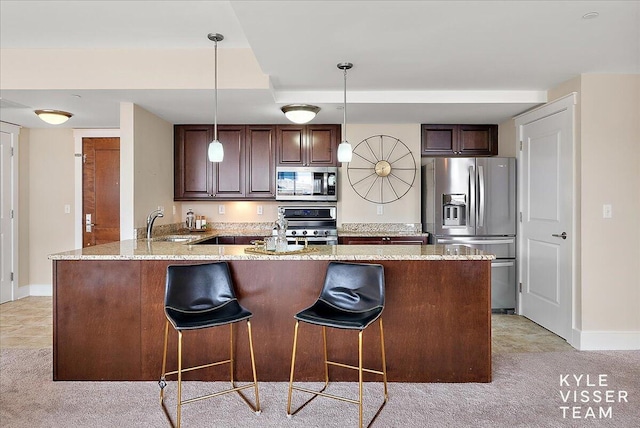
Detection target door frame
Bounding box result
[0,122,23,301]
[515,92,577,346]
[73,129,120,249]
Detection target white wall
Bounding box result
[579,75,639,337]
[131,104,179,230]
[25,129,76,293]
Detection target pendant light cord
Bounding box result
[342,66,347,142]
[214,37,218,141]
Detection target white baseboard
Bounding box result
[29,284,53,297]
[572,328,640,350]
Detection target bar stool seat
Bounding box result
[159,262,260,428]
[287,261,388,428]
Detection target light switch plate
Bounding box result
[218,205,225,215]
[603,204,612,219]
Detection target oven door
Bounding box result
[286,236,338,246]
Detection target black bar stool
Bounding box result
[159,262,260,427]
[286,261,388,428]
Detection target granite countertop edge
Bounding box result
[49,241,494,261]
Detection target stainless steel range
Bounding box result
[274,206,338,245]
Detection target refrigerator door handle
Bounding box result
[492,261,515,268]
[478,165,485,228]
[468,165,475,230]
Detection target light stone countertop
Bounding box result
[49,240,493,261]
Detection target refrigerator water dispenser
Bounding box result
[442,194,466,226]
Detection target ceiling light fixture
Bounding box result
[207,32,224,162]
[281,104,320,124]
[337,62,353,163]
[34,109,73,125]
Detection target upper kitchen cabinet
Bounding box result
[174,125,275,200]
[245,125,276,199]
[174,125,213,200]
[421,124,498,157]
[276,124,340,166]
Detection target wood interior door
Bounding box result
[82,138,120,247]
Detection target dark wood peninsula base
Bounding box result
[52,255,491,383]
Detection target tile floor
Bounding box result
[0,296,574,353]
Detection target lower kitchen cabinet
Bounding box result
[339,236,427,245]
[197,235,265,245]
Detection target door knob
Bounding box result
[552,232,567,240]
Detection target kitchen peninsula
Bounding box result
[50,241,493,383]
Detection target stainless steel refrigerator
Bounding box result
[422,157,517,311]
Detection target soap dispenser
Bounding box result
[186,209,195,231]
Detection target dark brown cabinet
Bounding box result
[174,125,276,200]
[196,235,264,245]
[421,124,498,156]
[339,236,427,245]
[276,124,340,166]
[245,126,276,199]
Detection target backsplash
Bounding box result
[339,223,422,233]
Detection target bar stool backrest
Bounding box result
[165,262,237,313]
[318,262,385,312]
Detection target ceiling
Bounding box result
[1,1,638,129]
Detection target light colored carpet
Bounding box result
[1,349,638,427]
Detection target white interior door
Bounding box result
[517,94,575,340]
[0,129,13,303]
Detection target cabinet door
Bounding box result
[276,124,339,166]
[245,126,276,199]
[307,125,338,166]
[338,236,386,245]
[458,125,498,156]
[276,125,305,166]
[216,236,235,244]
[421,124,457,156]
[421,124,498,156]
[387,236,427,245]
[234,235,264,245]
[213,126,245,198]
[174,125,213,199]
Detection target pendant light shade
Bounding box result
[281,104,320,124]
[208,33,224,162]
[35,109,73,125]
[337,62,353,163]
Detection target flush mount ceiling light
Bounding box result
[207,32,224,163]
[34,109,73,125]
[281,104,320,124]
[582,11,599,19]
[337,62,353,163]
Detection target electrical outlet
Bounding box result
[377,205,383,215]
[64,204,71,214]
[172,205,176,215]
[257,205,263,215]
[603,204,612,219]
[157,205,164,214]
[218,205,225,215]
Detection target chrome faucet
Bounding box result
[146,209,164,240]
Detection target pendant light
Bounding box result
[337,62,353,163]
[207,33,224,162]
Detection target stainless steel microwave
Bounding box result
[276,167,338,201]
